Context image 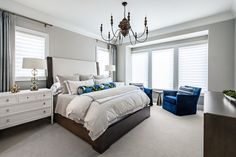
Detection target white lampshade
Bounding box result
[22,58,47,70]
[105,65,116,72]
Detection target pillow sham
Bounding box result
[50,82,62,96]
[56,75,80,94]
[94,77,112,85]
[65,79,95,95]
[80,74,94,81]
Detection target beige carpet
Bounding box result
[0,106,203,157]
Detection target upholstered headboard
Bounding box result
[46,57,99,88]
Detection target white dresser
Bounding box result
[0,88,53,130]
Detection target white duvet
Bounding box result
[66,85,150,141]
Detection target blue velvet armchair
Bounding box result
[144,88,153,106]
[163,86,201,116]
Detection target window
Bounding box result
[131,52,149,87]
[152,49,174,89]
[131,41,208,93]
[15,27,48,80]
[96,47,110,76]
[178,43,208,92]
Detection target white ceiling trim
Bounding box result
[129,30,209,48]
[0,0,100,39]
[148,11,235,38]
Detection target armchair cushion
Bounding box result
[177,86,194,95]
[164,96,177,104]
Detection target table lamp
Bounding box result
[22,58,47,91]
[105,65,116,77]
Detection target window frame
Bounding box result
[15,26,49,81]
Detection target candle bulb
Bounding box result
[144,17,147,26]
[111,15,113,25]
[128,12,130,21]
[100,24,103,32]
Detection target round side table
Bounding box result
[154,90,163,106]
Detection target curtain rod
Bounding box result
[1,8,53,27]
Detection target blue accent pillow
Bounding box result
[77,82,116,95]
[77,86,94,95]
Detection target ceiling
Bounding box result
[4,0,236,38]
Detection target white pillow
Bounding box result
[94,77,112,85]
[65,79,94,95]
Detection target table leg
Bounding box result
[157,94,161,106]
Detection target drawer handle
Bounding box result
[43,110,46,114]
[6,99,9,102]
[27,96,29,99]
[6,109,10,112]
[43,102,46,105]
[43,94,46,97]
[6,119,10,123]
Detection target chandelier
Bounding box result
[100,2,148,45]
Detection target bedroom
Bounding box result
[0,0,236,157]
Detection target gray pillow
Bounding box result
[178,86,194,95]
[93,75,108,79]
[56,75,80,94]
[80,74,94,81]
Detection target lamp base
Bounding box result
[30,85,38,91]
[30,69,38,91]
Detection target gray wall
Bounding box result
[15,16,107,90]
[117,19,235,92]
[235,20,236,90]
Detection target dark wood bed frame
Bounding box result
[46,57,151,153]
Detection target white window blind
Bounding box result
[152,49,174,89]
[96,47,110,76]
[15,28,47,80]
[131,52,149,87]
[178,43,208,92]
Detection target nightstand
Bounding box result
[0,88,53,130]
[115,82,125,87]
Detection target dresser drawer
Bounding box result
[37,91,52,100]
[0,100,52,116]
[0,108,51,128]
[0,95,18,106]
[18,93,38,103]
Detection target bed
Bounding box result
[46,56,151,153]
